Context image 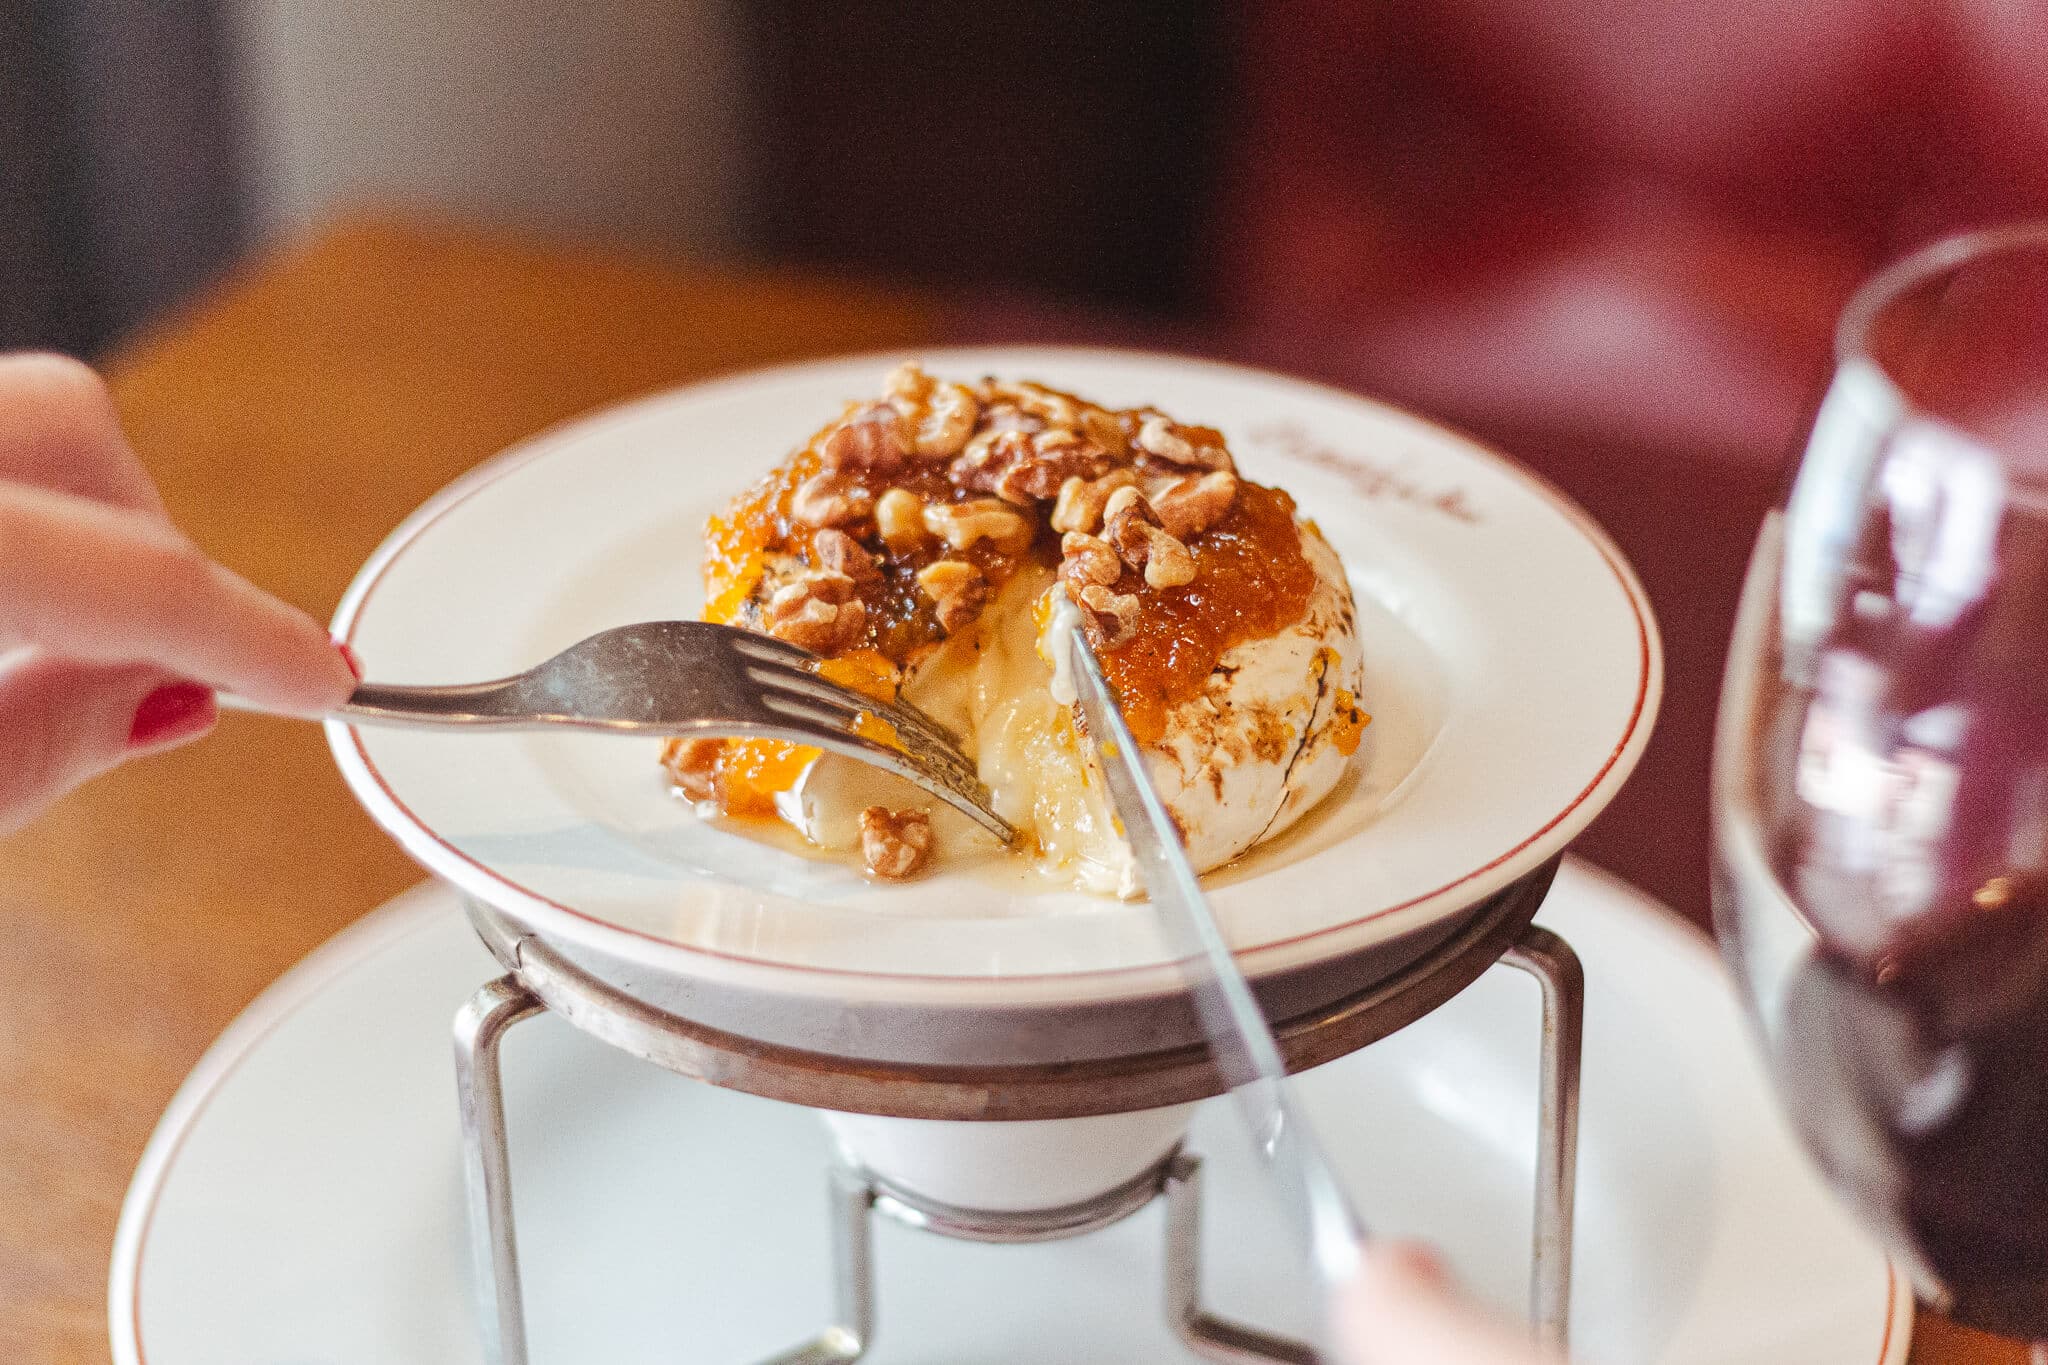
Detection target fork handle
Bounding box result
[339,681,530,725]
[218,682,532,727]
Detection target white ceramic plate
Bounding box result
[329,348,1659,1005]
[110,862,1907,1364]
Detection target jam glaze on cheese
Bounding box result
[664,365,1367,885]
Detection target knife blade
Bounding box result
[1062,610,1368,1291]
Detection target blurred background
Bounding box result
[8,1,1220,353]
[7,0,2048,916]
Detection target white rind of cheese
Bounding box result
[778,521,1365,896]
[1126,523,1362,879]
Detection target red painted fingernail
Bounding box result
[128,683,218,748]
[335,639,363,681]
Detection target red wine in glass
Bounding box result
[1714,224,2048,1355]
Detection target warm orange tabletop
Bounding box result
[0,220,2021,1364]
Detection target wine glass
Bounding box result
[1714,222,2048,1359]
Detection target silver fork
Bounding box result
[318,621,1015,843]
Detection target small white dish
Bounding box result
[327,347,1659,1010]
[111,861,1908,1364]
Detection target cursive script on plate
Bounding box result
[1247,421,1481,525]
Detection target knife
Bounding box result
[1063,614,1369,1293]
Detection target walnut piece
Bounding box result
[821,401,911,473]
[1099,487,1196,587]
[764,571,868,654]
[883,362,929,401]
[661,736,721,802]
[1050,467,1139,535]
[1058,531,1122,589]
[1102,486,1161,564]
[919,383,979,457]
[812,527,880,583]
[915,559,990,632]
[922,497,1033,554]
[1149,470,1238,540]
[873,487,929,553]
[1141,529,1196,588]
[886,363,980,459]
[1080,405,1131,460]
[859,806,934,880]
[790,469,873,528]
[1133,414,1232,472]
[979,378,1081,430]
[950,427,1113,506]
[973,401,1047,441]
[1076,583,1140,647]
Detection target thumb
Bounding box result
[0,654,216,834]
[1332,1243,1561,1365]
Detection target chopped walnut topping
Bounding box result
[1050,467,1139,535]
[980,378,1081,430]
[922,497,1033,554]
[1141,529,1196,587]
[914,558,990,632]
[952,427,1006,483]
[660,736,721,802]
[1004,429,1108,503]
[919,383,979,457]
[859,806,934,880]
[1058,531,1121,589]
[951,407,1039,486]
[976,401,1047,439]
[1100,487,1196,587]
[873,487,929,553]
[882,361,933,407]
[1134,414,1232,472]
[812,527,881,583]
[1076,583,1140,646]
[820,401,912,473]
[1149,470,1238,540]
[765,571,868,654]
[951,427,1113,506]
[884,364,980,460]
[1081,406,1130,460]
[790,469,874,528]
[1102,486,1162,563]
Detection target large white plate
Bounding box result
[329,348,1659,1005]
[109,864,1907,1364]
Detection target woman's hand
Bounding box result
[1334,1244,1562,1365]
[0,353,357,833]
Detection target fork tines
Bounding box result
[738,663,981,785]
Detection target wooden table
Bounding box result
[0,220,2018,1363]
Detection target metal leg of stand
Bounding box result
[1501,926,1585,1355]
[1164,1153,1318,1365]
[756,1163,874,1365]
[455,975,545,1365]
[457,974,875,1365]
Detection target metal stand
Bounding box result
[451,921,1582,1364]
[1502,927,1584,1353]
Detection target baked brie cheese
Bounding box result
[662,365,1369,891]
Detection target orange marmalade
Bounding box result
[1093,482,1316,743]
